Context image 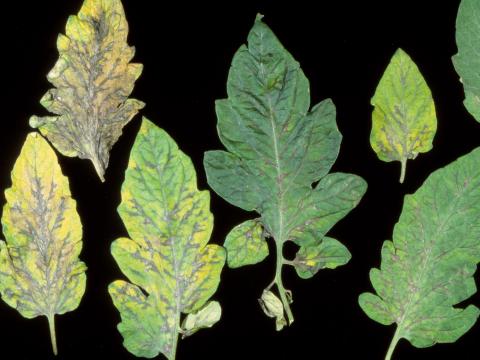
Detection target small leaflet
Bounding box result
[224,219,268,268]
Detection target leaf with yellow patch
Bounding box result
[108,118,225,360]
[293,237,351,279]
[0,133,86,355]
[370,48,437,183]
[29,0,144,181]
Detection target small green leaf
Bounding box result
[259,290,287,331]
[370,48,437,183]
[293,237,351,279]
[29,0,145,181]
[181,301,222,338]
[204,15,367,329]
[359,147,480,359]
[224,219,268,268]
[0,133,86,355]
[109,118,225,360]
[453,0,480,122]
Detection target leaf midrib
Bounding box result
[258,31,285,244]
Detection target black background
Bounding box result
[2,0,480,359]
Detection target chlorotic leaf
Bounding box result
[203,14,367,328]
[181,301,222,338]
[109,118,225,360]
[224,219,268,268]
[0,132,86,355]
[370,48,437,183]
[359,147,480,359]
[29,0,145,181]
[453,0,480,122]
[293,237,351,279]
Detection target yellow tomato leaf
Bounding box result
[0,133,86,355]
[29,0,145,181]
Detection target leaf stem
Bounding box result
[385,326,401,360]
[90,154,105,182]
[170,308,181,360]
[47,314,58,356]
[399,158,407,183]
[274,241,294,325]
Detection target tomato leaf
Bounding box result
[29,0,144,181]
[359,147,480,359]
[204,14,367,329]
[109,118,225,360]
[370,48,437,183]
[0,133,86,355]
[453,0,480,122]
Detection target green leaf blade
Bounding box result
[29,0,145,181]
[0,133,86,354]
[204,15,366,328]
[370,48,437,183]
[359,147,480,356]
[224,219,268,268]
[453,0,480,122]
[109,118,225,359]
[293,237,351,279]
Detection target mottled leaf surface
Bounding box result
[293,237,351,279]
[359,147,480,358]
[0,133,86,355]
[109,118,225,360]
[453,0,480,122]
[224,219,268,268]
[371,48,437,183]
[204,15,367,327]
[29,0,144,181]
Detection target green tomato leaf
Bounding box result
[293,237,351,279]
[224,219,268,268]
[370,48,437,183]
[204,14,367,328]
[29,0,145,181]
[453,0,480,122]
[359,147,480,359]
[0,133,86,355]
[109,118,225,360]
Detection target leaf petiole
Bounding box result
[385,326,401,360]
[400,157,407,184]
[47,314,58,356]
[274,241,294,325]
